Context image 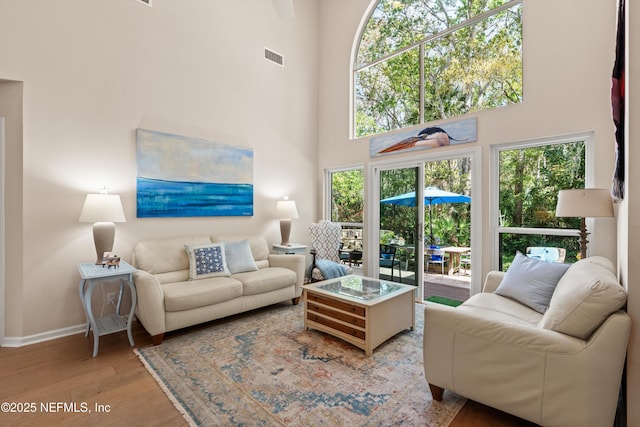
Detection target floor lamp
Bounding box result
[79,193,126,264]
[555,188,614,260]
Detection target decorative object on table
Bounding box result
[135,303,465,426]
[79,192,126,265]
[136,128,254,218]
[381,186,471,245]
[102,252,121,269]
[555,188,614,259]
[370,116,476,157]
[276,197,298,245]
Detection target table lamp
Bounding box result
[276,199,298,245]
[79,193,126,264]
[555,188,614,259]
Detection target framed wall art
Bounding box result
[136,128,253,218]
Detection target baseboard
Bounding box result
[2,323,87,347]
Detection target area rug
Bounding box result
[135,302,465,426]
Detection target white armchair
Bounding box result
[423,256,630,427]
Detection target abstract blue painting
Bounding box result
[136,128,253,218]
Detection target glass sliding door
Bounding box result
[378,166,422,292]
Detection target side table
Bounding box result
[78,261,137,357]
[272,244,308,254]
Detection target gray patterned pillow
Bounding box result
[185,243,230,280]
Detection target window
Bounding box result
[354,0,522,138]
[494,136,588,269]
[329,168,364,224]
[328,168,365,252]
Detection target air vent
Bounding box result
[264,48,284,67]
[136,0,151,6]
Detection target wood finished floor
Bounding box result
[0,314,536,426]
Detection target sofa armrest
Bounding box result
[268,254,305,296]
[482,270,506,293]
[133,270,166,336]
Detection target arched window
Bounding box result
[353,0,522,138]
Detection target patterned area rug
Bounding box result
[135,302,465,426]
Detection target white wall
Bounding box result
[0,0,319,339]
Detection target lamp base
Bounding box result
[93,222,116,264]
[280,219,292,246]
[578,217,589,260]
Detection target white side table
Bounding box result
[78,261,137,357]
[272,244,308,254]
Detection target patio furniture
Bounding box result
[526,247,566,263]
[440,246,471,275]
[459,250,471,275]
[379,244,401,282]
[426,248,447,275]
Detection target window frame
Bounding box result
[351,0,523,139]
[490,132,595,270]
[325,165,365,228]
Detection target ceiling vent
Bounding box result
[264,48,284,67]
[136,0,152,6]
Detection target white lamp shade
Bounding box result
[79,194,126,223]
[276,200,299,219]
[555,188,614,218]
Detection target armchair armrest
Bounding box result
[482,270,506,293]
[132,270,166,336]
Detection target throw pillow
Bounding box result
[224,239,258,274]
[539,258,627,339]
[185,243,230,280]
[495,252,570,313]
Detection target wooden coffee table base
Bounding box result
[303,278,415,356]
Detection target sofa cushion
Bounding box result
[186,243,231,280]
[224,239,259,274]
[233,267,296,296]
[134,235,211,274]
[462,293,544,326]
[212,235,270,262]
[539,257,627,339]
[163,277,243,312]
[495,252,570,313]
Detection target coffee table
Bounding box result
[303,275,415,356]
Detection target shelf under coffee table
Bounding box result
[302,275,416,356]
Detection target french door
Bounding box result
[368,148,480,302]
[369,162,425,300]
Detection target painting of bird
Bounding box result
[378,126,467,154]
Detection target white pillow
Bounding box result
[539,258,627,339]
[185,242,230,280]
[495,252,570,313]
[224,239,258,274]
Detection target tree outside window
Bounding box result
[354,0,522,138]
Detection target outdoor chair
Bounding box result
[426,248,447,275]
[379,244,401,282]
[526,247,566,263]
[459,250,471,275]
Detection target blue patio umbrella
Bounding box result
[380,186,471,244]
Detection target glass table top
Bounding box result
[311,275,407,301]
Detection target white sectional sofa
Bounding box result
[424,255,630,427]
[131,235,305,344]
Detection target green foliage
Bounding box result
[331,169,364,223]
[498,141,586,263]
[355,0,522,138]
